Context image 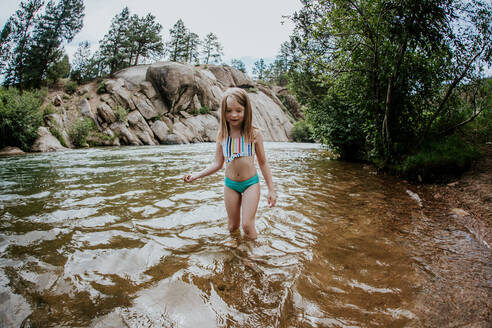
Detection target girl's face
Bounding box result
[225,97,245,128]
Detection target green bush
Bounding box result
[68,118,94,147]
[49,126,67,148]
[42,104,59,118]
[193,106,210,115]
[0,87,44,151]
[291,120,314,142]
[399,135,481,182]
[97,80,108,94]
[64,80,78,94]
[113,105,129,122]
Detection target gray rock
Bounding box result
[110,122,141,145]
[78,98,93,118]
[140,81,157,99]
[151,97,169,115]
[163,133,182,144]
[249,92,294,141]
[0,146,25,156]
[150,120,169,143]
[31,127,68,152]
[97,103,117,124]
[53,95,62,106]
[114,64,151,90]
[134,92,159,120]
[106,78,136,110]
[127,110,158,145]
[183,114,220,142]
[180,111,193,119]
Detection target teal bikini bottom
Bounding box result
[225,174,259,193]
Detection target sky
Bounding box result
[0,0,303,73]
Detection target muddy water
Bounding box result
[0,143,490,327]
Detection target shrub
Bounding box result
[113,105,129,122]
[291,120,314,142]
[49,126,67,147]
[68,118,94,147]
[97,80,108,94]
[193,106,210,115]
[399,135,481,182]
[42,104,58,118]
[64,80,78,94]
[0,87,44,151]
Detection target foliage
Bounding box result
[193,106,210,115]
[291,120,314,142]
[42,103,58,117]
[96,80,107,94]
[252,58,266,80]
[46,53,70,85]
[167,19,188,62]
[99,7,131,74]
[68,117,94,147]
[64,79,77,94]
[70,41,99,83]
[127,13,164,66]
[399,136,481,182]
[201,32,223,64]
[230,59,246,73]
[49,125,67,147]
[113,105,129,122]
[0,87,44,151]
[286,0,492,166]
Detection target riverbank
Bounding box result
[422,142,492,248]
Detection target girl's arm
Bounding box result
[183,141,224,183]
[255,131,277,207]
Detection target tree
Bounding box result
[46,53,70,84]
[22,0,84,88]
[185,32,201,64]
[230,59,246,73]
[127,13,164,65]
[201,32,223,64]
[167,19,188,62]
[288,0,492,163]
[252,58,266,80]
[99,7,130,74]
[70,41,99,83]
[0,0,44,93]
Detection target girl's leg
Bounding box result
[224,186,241,232]
[240,183,260,239]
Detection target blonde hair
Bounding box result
[218,88,254,142]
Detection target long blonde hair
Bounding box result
[218,88,254,142]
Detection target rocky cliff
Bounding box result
[37,62,298,151]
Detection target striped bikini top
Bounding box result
[222,135,255,163]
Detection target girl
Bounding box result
[183,88,277,239]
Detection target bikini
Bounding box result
[222,135,259,193]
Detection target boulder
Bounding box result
[114,64,151,90]
[31,127,68,152]
[205,65,235,87]
[78,98,93,119]
[97,103,117,124]
[163,133,182,144]
[139,81,158,99]
[171,118,194,143]
[106,78,136,110]
[183,114,219,142]
[0,146,25,156]
[53,95,62,106]
[146,62,197,114]
[110,122,141,145]
[134,92,159,120]
[127,110,158,145]
[150,120,169,143]
[249,92,294,141]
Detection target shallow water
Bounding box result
[0,143,490,327]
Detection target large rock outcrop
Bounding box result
[41,62,295,150]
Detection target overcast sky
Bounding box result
[1,0,303,71]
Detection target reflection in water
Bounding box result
[0,143,489,327]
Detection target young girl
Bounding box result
[183,88,277,239]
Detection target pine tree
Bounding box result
[202,33,223,64]
[70,40,99,83]
[127,13,164,65]
[0,0,44,93]
[252,58,266,80]
[230,59,246,73]
[23,0,84,88]
[99,7,130,74]
[185,32,200,64]
[167,19,188,62]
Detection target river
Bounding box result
[0,143,490,327]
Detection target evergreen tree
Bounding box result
[230,59,246,73]
[46,53,70,84]
[185,32,201,64]
[127,13,164,65]
[99,7,130,74]
[23,0,84,88]
[167,19,188,62]
[252,58,266,80]
[70,40,99,83]
[202,32,223,64]
[0,0,44,93]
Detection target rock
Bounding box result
[180,111,193,119]
[97,103,117,124]
[451,208,470,217]
[228,66,255,88]
[78,98,93,118]
[45,113,64,128]
[134,92,159,120]
[127,110,158,145]
[150,120,170,143]
[163,133,182,144]
[0,146,25,156]
[448,182,459,187]
[151,97,169,115]
[171,118,194,143]
[110,122,141,145]
[31,127,68,152]
[205,65,236,87]
[183,114,220,142]
[106,78,136,110]
[53,95,62,106]
[140,81,157,99]
[114,64,151,90]
[146,62,197,113]
[248,92,293,141]
[161,116,173,130]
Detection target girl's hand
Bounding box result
[267,190,277,207]
[183,174,195,183]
